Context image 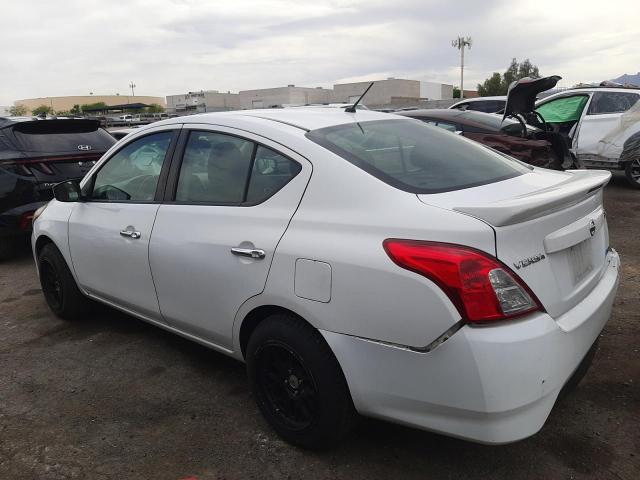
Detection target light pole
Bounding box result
[451,36,472,99]
[129,81,136,97]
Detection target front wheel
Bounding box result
[246,313,356,450]
[624,159,640,189]
[38,243,92,320]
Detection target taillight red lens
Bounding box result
[19,211,35,230]
[383,239,542,323]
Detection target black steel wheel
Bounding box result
[255,341,318,431]
[247,313,356,450]
[38,243,92,320]
[625,159,640,189]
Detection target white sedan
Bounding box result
[32,108,619,449]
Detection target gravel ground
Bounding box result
[0,173,638,480]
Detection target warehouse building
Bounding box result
[238,85,332,109]
[13,95,165,114]
[166,90,240,113]
[332,78,453,108]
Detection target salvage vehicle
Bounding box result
[449,96,507,113]
[505,76,640,188]
[0,117,116,259]
[32,107,619,449]
[396,108,568,169]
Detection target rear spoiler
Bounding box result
[454,170,611,227]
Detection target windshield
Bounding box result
[306,119,530,194]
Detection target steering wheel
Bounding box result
[534,111,548,131]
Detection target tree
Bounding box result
[32,105,53,116]
[477,58,541,96]
[80,102,108,113]
[477,72,504,96]
[70,104,81,115]
[146,103,165,113]
[452,86,461,99]
[8,104,28,116]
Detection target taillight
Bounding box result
[383,239,542,323]
[19,211,35,230]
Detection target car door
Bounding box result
[148,125,312,348]
[68,127,179,321]
[575,91,640,161]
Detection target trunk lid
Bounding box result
[418,168,611,318]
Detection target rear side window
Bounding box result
[175,131,301,204]
[11,121,115,153]
[587,92,640,115]
[306,119,529,194]
[465,100,505,113]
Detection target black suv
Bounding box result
[0,117,116,259]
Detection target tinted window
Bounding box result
[176,132,253,203]
[91,131,173,202]
[587,92,640,115]
[465,100,506,113]
[246,146,302,203]
[11,121,115,153]
[175,132,301,204]
[306,119,529,194]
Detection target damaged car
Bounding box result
[505,76,640,188]
[396,108,568,169]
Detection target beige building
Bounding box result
[239,85,332,109]
[166,90,239,113]
[14,95,165,114]
[332,78,453,107]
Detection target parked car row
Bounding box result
[31,106,619,449]
[0,117,116,259]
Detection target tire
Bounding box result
[624,159,640,189]
[38,243,92,320]
[560,338,599,398]
[0,236,16,261]
[246,313,356,450]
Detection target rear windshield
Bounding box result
[11,121,116,153]
[306,119,529,194]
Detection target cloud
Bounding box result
[1,0,638,105]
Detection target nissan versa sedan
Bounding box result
[32,108,620,449]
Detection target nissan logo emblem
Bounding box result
[77,144,92,151]
[589,220,596,237]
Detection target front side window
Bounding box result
[587,92,640,115]
[306,119,529,194]
[536,95,589,123]
[90,131,173,202]
[175,131,301,204]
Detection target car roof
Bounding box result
[396,109,505,131]
[451,96,507,104]
[540,87,640,102]
[148,107,399,132]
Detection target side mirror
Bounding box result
[53,179,83,202]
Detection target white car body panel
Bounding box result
[32,107,620,445]
[536,88,640,167]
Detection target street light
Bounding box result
[129,81,136,96]
[451,36,472,99]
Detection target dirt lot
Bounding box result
[1,174,638,480]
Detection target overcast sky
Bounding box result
[1,0,639,104]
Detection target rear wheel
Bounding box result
[624,159,640,189]
[38,243,92,320]
[246,313,356,450]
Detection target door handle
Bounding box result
[120,229,141,239]
[231,247,265,259]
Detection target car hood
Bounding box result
[503,75,562,119]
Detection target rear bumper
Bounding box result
[322,249,620,444]
[0,201,47,236]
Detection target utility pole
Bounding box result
[129,81,136,97]
[451,36,472,99]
